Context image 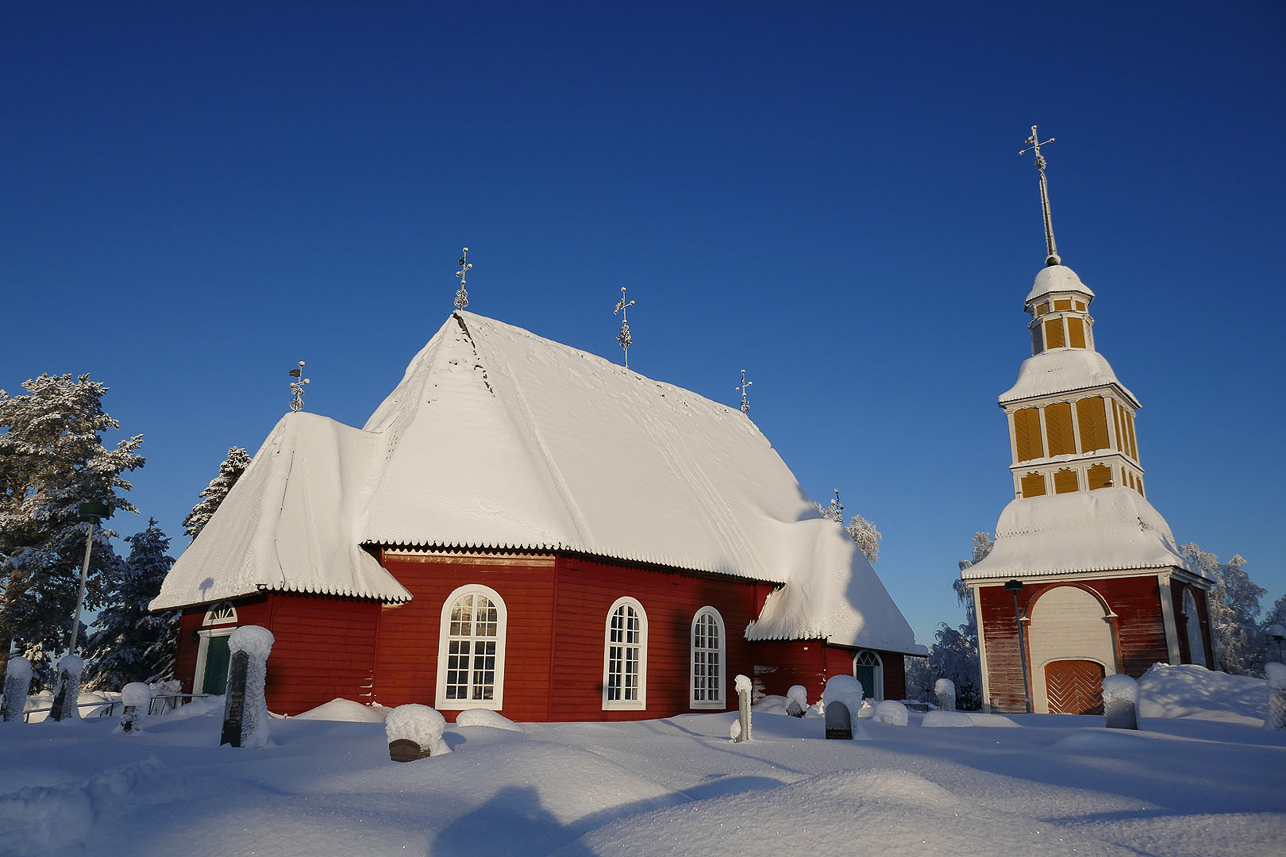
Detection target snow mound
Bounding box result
[964,713,1020,727]
[0,757,174,853]
[1051,729,1150,751]
[169,694,225,718]
[922,711,974,728]
[385,704,448,754]
[872,700,908,726]
[567,767,1138,856]
[121,682,152,708]
[1137,663,1266,725]
[228,624,275,659]
[294,698,388,722]
[1101,674,1138,702]
[455,709,524,731]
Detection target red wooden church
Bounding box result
[153,312,923,719]
[960,134,1214,715]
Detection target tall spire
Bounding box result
[1020,125,1061,267]
[736,369,753,414]
[288,361,309,412]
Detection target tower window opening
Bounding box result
[1054,468,1078,494]
[1044,318,1066,349]
[1021,471,1047,497]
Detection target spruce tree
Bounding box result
[83,519,177,689]
[183,446,251,542]
[0,374,143,679]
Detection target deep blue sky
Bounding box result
[4,2,1283,646]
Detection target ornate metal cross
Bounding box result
[455,247,473,309]
[614,286,635,368]
[736,368,753,414]
[289,361,309,412]
[1019,125,1060,266]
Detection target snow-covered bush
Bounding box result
[2,656,32,722]
[224,625,274,748]
[455,708,523,732]
[934,678,956,711]
[52,655,85,721]
[118,682,152,733]
[785,685,808,717]
[1266,662,1286,730]
[385,704,450,758]
[873,700,909,726]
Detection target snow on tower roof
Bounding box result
[998,349,1139,406]
[960,488,1204,582]
[1025,264,1095,305]
[154,312,921,653]
[152,413,413,610]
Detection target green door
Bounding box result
[854,663,876,700]
[202,635,232,695]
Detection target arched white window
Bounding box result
[603,597,647,710]
[435,584,507,711]
[193,601,240,695]
[690,607,726,709]
[853,649,884,701]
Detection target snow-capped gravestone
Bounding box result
[1267,662,1286,730]
[118,682,152,734]
[51,655,84,722]
[873,699,909,726]
[732,674,753,742]
[785,684,808,718]
[385,704,449,761]
[2,656,32,722]
[934,678,956,712]
[1101,674,1139,730]
[220,625,274,748]
[823,675,869,740]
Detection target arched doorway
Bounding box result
[1027,585,1116,714]
[853,650,883,701]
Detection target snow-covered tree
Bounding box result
[814,490,881,563]
[1181,543,1266,675]
[183,446,251,542]
[83,519,177,689]
[953,531,993,645]
[0,374,143,680]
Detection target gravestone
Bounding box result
[2,656,32,722]
[119,682,152,734]
[825,700,852,739]
[785,685,808,718]
[389,738,433,762]
[934,678,956,712]
[50,655,84,722]
[220,650,250,747]
[1102,674,1139,730]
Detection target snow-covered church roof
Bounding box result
[154,312,921,654]
[960,488,1202,582]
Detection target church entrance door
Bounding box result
[1044,660,1104,714]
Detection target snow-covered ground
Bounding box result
[1,664,1283,856]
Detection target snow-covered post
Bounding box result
[50,655,84,722]
[785,684,808,718]
[385,704,450,761]
[934,678,956,712]
[1266,662,1286,730]
[1101,674,1139,729]
[118,682,152,733]
[220,625,274,748]
[732,674,752,742]
[2,656,32,722]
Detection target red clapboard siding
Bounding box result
[746,640,828,703]
[979,585,1031,713]
[172,596,270,696]
[547,555,763,722]
[262,594,380,716]
[373,552,557,722]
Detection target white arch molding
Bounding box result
[1027,585,1116,714]
[435,584,508,711]
[690,607,726,709]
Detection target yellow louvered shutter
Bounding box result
[1076,397,1109,452]
[1113,400,1125,451]
[1054,299,1072,311]
[1021,472,1046,497]
[1126,412,1139,459]
[1066,317,1086,348]
[1014,408,1043,461]
[1045,402,1075,456]
[1044,319,1066,348]
[1087,464,1112,490]
[1054,468,1078,494]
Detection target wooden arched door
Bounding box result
[1044,660,1105,714]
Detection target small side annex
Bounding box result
[156,312,921,718]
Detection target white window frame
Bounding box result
[602,597,648,710]
[192,602,239,695]
[435,584,508,711]
[689,607,726,709]
[853,649,884,701]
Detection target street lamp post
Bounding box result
[66,501,110,656]
[1004,579,1033,714]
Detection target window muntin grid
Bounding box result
[690,609,725,707]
